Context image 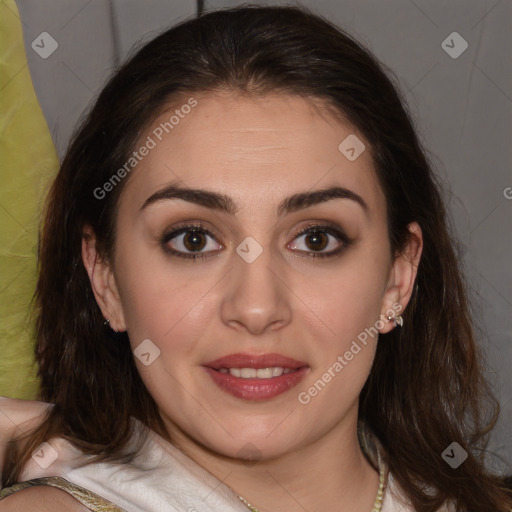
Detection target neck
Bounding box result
[162,409,381,512]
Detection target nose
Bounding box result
[220,243,293,336]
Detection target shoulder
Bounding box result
[0,397,53,472]
[0,485,91,511]
[0,397,53,435]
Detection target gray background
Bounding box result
[11,0,512,473]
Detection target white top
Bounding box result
[0,396,452,511]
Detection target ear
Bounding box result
[378,222,423,333]
[82,224,127,332]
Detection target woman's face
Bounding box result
[85,91,421,461]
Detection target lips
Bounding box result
[202,353,309,401]
[204,353,308,370]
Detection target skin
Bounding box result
[82,91,422,512]
[0,486,91,511]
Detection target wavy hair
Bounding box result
[3,5,511,510]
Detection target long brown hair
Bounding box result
[3,5,511,510]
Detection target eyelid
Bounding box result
[162,221,223,242]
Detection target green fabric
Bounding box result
[0,0,59,398]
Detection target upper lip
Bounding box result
[204,353,309,370]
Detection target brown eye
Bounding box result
[182,230,208,252]
[303,230,329,251]
[288,224,353,258]
[161,225,222,260]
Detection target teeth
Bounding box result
[271,367,282,377]
[218,367,297,378]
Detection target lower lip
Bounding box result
[203,367,309,401]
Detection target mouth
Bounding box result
[216,367,298,378]
[202,353,309,401]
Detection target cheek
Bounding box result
[297,255,387,343]
[291,249,388,402]
[295,272,382,415]
[115,251,217,357]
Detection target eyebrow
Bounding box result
[140,181,369,217]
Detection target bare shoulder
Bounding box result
[0,485,91,511]
[0,397,52,433]
[0,397,53,469]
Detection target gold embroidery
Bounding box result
[0,476,126,511]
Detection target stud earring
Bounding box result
[386,314,403,327]
[103,318,119,332]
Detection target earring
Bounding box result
[103,318,119,333]
[386,314,404,327]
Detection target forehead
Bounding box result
[118,91,385,217]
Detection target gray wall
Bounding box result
[15,0,512,473]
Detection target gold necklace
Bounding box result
[237,451,387,512]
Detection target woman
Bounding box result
[0,4,511,511]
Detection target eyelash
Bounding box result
[160,221,353,261]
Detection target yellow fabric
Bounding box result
[0,0,59,398]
